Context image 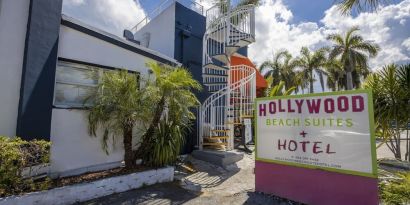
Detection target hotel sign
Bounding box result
[255,90,377,177]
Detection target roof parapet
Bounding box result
[130,0,204,33]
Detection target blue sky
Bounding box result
[282,0,335,23]
[139,0,160,13]
[63,0,409,76]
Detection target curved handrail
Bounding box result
[201,65,253,107]
[202,4,255,66]
[199,2,256,150]
[205,4,255,30]
[199,65,256,142]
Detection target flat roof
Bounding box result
[61,14,181,66]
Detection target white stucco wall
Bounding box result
[58,25,155,76]
[0,0,30,136]
[50,24,177,176]
[50,109,124,176]
[134,3,175,58]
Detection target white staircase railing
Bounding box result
[199,65,256,150]
[199,1,256,151]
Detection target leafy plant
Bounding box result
[265,80,295,97]
[0,136,51,196]
[88,63,201,168]
[135,63,201,167]
[397,64,410,161]
[380,172,410,205]
[146,120,186,167]
[363,64,408,159]
[87,69,142,168]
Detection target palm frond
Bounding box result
[337,0,383,14]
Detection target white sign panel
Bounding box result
[256,90,376,177]
[244,118,252,144]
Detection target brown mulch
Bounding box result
[53,165,150,187]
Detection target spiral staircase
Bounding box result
[199,1,256,151]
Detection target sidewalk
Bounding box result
[79,150,298,205]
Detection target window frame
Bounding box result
[53,59,140,109]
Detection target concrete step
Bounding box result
[211,129,230,133]
[205,136,229,140]
[192,150,244,168]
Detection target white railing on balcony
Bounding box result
[130,0,204,33]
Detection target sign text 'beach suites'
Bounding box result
[256,90,376,177]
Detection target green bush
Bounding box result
[0,136,51,197]
[380,172,410,205]
[144,120,186,167]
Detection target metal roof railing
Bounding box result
[130,0,204,33]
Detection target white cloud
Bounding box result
[403,37,410,51]
[64,0,84,6]
[62,0,146,36]
[248,0,410,70]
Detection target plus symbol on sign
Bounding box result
[300,131,308,138]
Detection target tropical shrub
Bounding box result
[88,69,142,168]
[0,136,51,196]
[363,64,409,160]
[380,172,410,205]
[135,63,201,167]
[265,80,295,97]
[88,63,201,168]
[146,120,186,167]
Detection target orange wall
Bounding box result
[231,56,267,89]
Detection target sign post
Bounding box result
[255,90,378,205]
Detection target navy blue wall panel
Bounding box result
[174,2,208,153]
[237,46,248,57]
[17,0,63,140]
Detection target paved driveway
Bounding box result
[79,151,295,205]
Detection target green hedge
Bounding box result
[0,136,51,197]
[380,172,410,205]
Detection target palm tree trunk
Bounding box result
[346,71,354,90]
[123,125,134,168]
[346,56,354,90]
[406,126,409,161]
[135,95,166,164]
[310,71,314,93]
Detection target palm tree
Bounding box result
[88,63,201,168]
[327,27,379,90]
[294,47,327,93]
[324,59,344,91]
[363,64,408,159]
[259,50,298,91]
[135,63,201,167]
[337,0,384,14]
[87,70,143,168]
